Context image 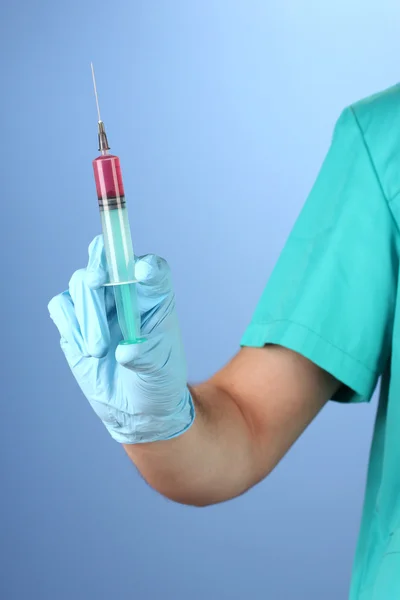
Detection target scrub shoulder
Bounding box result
[350,82,400,203]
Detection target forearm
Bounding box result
[123,382,266,507]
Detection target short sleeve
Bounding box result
[240,107,398,402]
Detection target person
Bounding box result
[48,83,400,600]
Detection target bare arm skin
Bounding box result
[124,346,339,506]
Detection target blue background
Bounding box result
[1,1,399,598]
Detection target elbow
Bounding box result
[159,487,223,508]
[156,479,258,508]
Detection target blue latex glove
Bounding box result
[48,235,195,444]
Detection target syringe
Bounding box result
[90,63,145,345]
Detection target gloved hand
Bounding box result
[48,235,195,444]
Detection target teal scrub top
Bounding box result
[240,83,400,600]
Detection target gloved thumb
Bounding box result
[115,334,162,373]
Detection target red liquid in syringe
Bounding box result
[93,155,126,210]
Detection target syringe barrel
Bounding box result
[93,154,141,343]
[93,154,134,284]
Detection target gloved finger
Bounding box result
[135,254,173,298]
[59,337,85,365]
[68,268,110,359]
[48,291,88,357]
[85,235,116,317]
[86,235,109,290]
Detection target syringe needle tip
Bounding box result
[90,62,101,123]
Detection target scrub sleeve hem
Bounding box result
[240,320,378,403]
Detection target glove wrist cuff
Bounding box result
[106,387,196,444]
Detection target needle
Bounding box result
[91,62,102,123]
[91,63,110,152]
